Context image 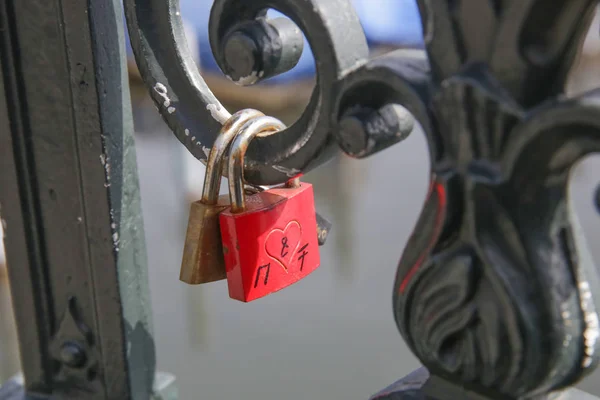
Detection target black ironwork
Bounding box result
[393,2,600,398]
[0,0,161,398]
[369,368,599,400]
[1,0,599,398]
[126,0,373,184]
[125,0,600,399]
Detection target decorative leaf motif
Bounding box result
[433,70,523,166]
[394,71,600,397]
[417,0,597,106]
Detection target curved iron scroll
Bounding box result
[124,0,370,185]
[125,0,600,398]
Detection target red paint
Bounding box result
[399,181,447,294]
[219,183,320,302]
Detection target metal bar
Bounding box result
[0,373,177,400]
[369,368,600,400]
[0,0,160,398]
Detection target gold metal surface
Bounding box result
[180,194,231,284]
[181,109,267,285]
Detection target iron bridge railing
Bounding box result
[1,0,600,399]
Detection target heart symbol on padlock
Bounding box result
[265,220,302,271]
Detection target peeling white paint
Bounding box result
[580,280,600,367]
[154,83,167,94]
[206,103,231,123]
[153,82,171,108]
[77,217,83,223]
[234,71,259,86]
[272,165,301,177]
[184,129,190,136]
[112,232,120,247]
[109,213,118,252]
[258,70,265,78]
[191,136,196,142]
[167,106,176,114]
[202,146,211,158]
[101,153,112,187]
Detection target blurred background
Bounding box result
[1,1,600,399]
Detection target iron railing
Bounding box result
[2,0,600,399]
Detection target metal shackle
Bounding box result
[228,116,287,213]
[201,109,264,204]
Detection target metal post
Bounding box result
[0,0,174,398]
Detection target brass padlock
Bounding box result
[180,109,264,284]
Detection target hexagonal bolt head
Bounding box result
[221,18,304,86]
[223,31,261,85]
[337,104,415,158]
[59,341,87,369]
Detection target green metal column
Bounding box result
[0,0,175,398]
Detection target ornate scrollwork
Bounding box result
[390,1,600,398]
[124,0,369,185]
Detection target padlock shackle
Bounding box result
[201,109,264,204]
[228,116,287,213]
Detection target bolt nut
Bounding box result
[220,18,304,86]
[338,113,370,156]
[59,341,87,369]
[223,31,260,85]
[337,104,414,158]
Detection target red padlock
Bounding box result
[219,116,321,302]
